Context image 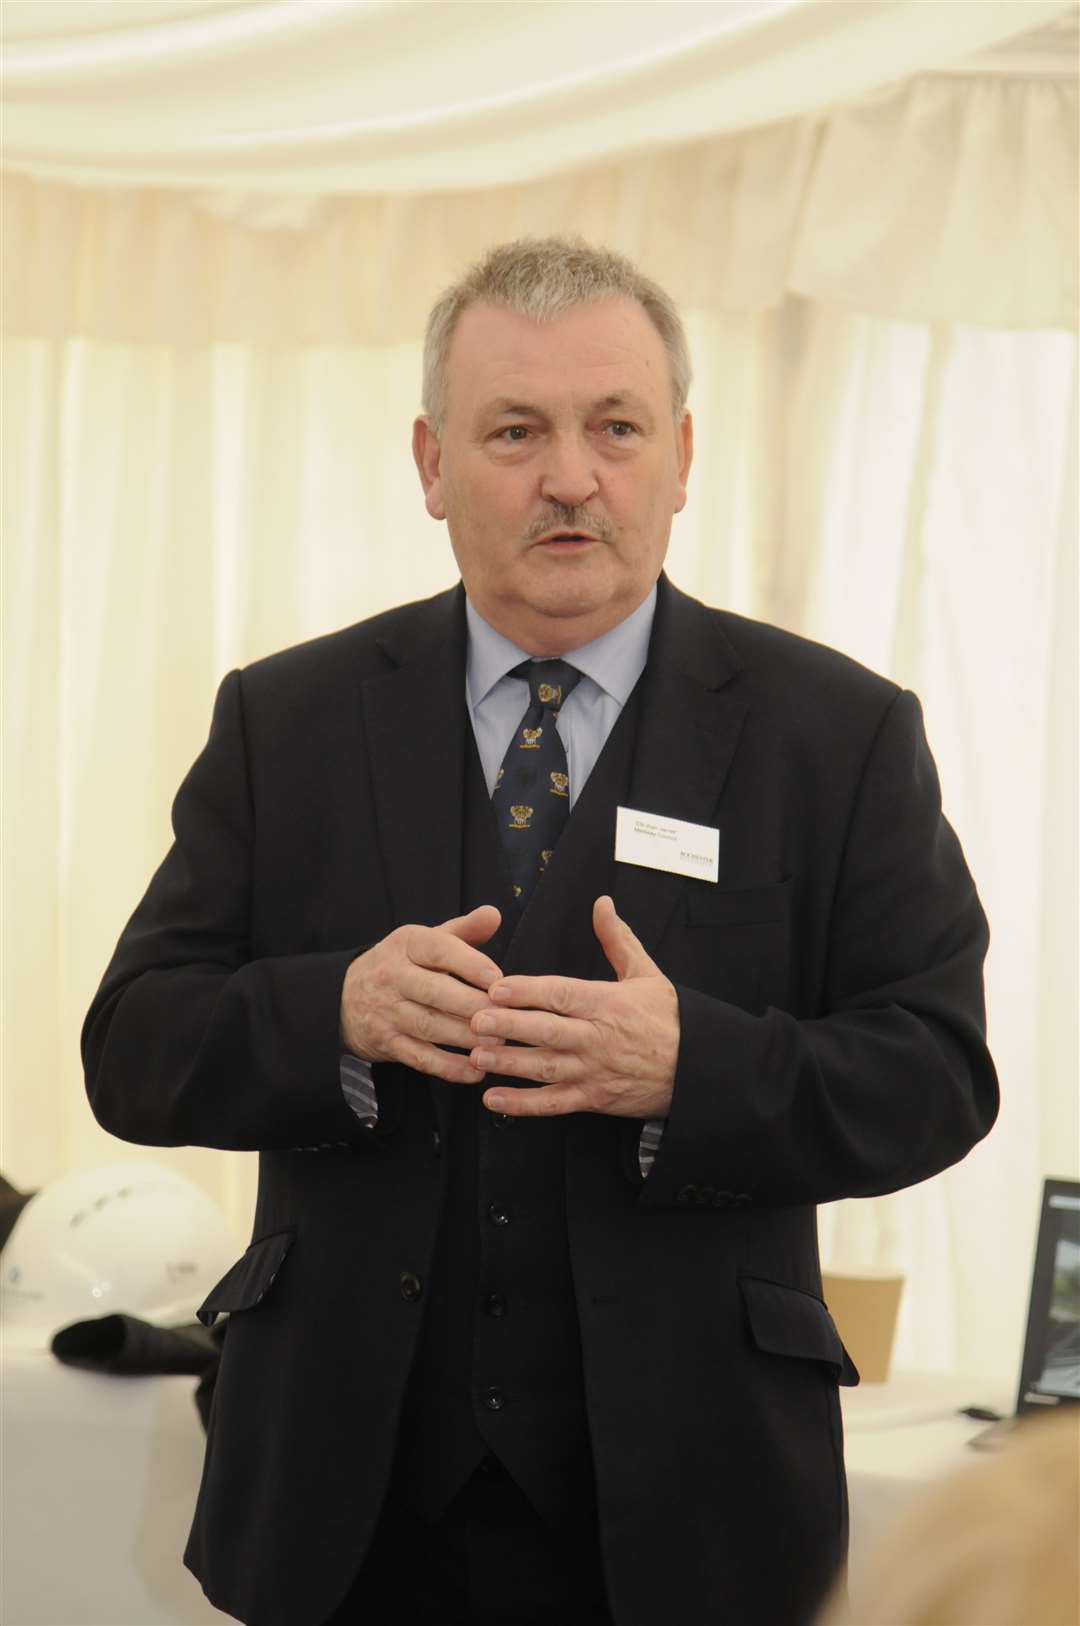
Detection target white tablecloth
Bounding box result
[2,1351,230,1626]
[2,1354,1009,1626]
[841,1369,1012,1600]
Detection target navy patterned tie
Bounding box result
[491,659,582,908]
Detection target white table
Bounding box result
[2,1354,1008,1626]
[841,1369,1012,1600]
[2,1351,230,1626]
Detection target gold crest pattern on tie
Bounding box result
[491,659,582,909]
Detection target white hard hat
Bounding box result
[0,1160,238,1351]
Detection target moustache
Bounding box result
[523,507,614,544]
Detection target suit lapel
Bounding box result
[360,586,468,932]
[612,578,749,956]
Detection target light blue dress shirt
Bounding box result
[465,587,655,809]
[342,586,666,1175]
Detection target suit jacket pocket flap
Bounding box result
[741,1274,859,1385]
[196,1229,296,1327]
[686,878,791,927]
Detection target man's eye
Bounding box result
[607,421,636,439]
[500,425,530,442]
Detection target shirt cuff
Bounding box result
[638,1118,665,1178]
[340,1053,378,1128]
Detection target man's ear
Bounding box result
[673,409,694,515]
[412,416,446,520]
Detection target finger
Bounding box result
[403,967,493,1022]
[407,920,502,990]
[592,895,658,981]
[439,905,502,947]
[481,1083,591,1118]
[470,1006,589,1052]
[469,1044,577,1087]
[487,973,598,1017]
[387,1034,487,1085]
[395,1000,480,1051]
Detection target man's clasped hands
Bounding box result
[339,897,679,1121]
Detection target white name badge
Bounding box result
[615,805,719,883]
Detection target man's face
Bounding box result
[413,297,693,654]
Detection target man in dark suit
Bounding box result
[83,238,998,1626]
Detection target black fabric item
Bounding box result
[51,1313,221,1378]
[490,659,582,907]
[49,1311,225,1434]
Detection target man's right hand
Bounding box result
[340,905,502,1084]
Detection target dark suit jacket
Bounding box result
[82,576,998,1626]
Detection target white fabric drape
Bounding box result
[5,68,1077,342]
[2,0,1078,1384]
[2,0,1069,193]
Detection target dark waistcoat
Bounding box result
[391,687,644,1530]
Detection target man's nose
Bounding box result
[538,435,600,508]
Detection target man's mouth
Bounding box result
[535,531,599,547]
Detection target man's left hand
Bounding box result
[469,895,679,1120]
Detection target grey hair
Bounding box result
[421,236,692,432]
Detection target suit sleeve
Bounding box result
[82,670,383,1153]
[639,689,999,1210]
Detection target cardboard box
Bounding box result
[823,1272,905,1382]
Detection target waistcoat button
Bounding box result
[488,1203,511,1227]
[399,1271,423,1302]
[491,1113,512,1129]
[485,1292,508,1318]
[483,1386,506,1411]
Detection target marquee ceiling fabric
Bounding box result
[2,2,1076,337]
[1,0,1073,193]
[4,65,1075,339]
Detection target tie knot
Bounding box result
[516,659,582,713]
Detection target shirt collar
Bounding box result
[465,586,657,709]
